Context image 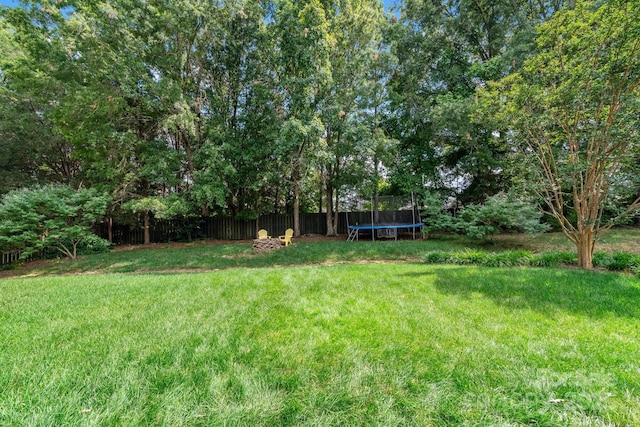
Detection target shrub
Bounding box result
[457,193,549,240]
[424,251,451,264]
[483,250,533,267]
[450,249,489,264]
[425,249,533,267]
[422,193,548,241]
[593,252,640,272]
[424,246,640,276]
[420,193,463,236]
[530,251,577,267]
[0,185,110,260]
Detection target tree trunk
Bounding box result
[107,216,113,243]
[373,155,380,223]
[575,233,595,269]
[294,183,300,237]
[144,210,151,245]
[332,189,340,235]
[325,181,336,236]
[293,168,301,237]
[318,177,323,214]
[182,129,195,189]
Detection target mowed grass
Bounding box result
[3,237,465,277]
[492,228,640,254]
[5,228,640,278]
[1,264,639,426]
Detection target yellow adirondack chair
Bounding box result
[278,228,294,246]
[257,229,271,239]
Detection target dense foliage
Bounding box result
[422,192,548,240]
[480,0,640,267]
[1,0,638,267]
[425,248,640,273]
[0,0,547,216]
[0,185,110,259]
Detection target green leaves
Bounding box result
[422,192,548,240]
[4,0,635,258]
[388,0,554,203]
[122,194,189,220]
[479,0,640,267]
[0,185,110,259]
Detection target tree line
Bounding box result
[1,0,638,268]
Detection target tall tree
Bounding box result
[0,7,83,192]
[274,0,332,236]
[196,0,281,218]
[52,0,187,231]
[316,0,390,236]
[388,0,568,203]
[481,0,640,268]
[3,0,283,222]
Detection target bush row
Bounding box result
[424,249,640,273]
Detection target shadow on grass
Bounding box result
[408,266,640,319]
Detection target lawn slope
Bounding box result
[1,264,639,426]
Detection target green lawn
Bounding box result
[2,238,463,276]
[5,229,640,278]
[1,263,639,426]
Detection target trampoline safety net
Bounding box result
[345,195,423,241]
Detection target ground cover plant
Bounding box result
[1,262,639,426]
[424,249,640,272]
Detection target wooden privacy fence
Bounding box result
[0,210,417,267]
[99,210,421,246]
[1,250,41,268]
[99,212,346,246]
[1,250,23,268]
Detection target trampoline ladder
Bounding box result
[347,228,358,242]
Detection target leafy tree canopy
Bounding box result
[479,0,640,268]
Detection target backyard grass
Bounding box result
[4,228,640,277]
[492,228,640,254]
[1,230,640,425]
[2,236,461,277]
[1,263,639,426]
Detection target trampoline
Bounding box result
[345,193,423,242]
[347,223,424,242]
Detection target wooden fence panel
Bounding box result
[199,217,257,240]
[1,250,42,268]
[258,213,293,237]
[108,224,145,246]
[300,213,326,235]
[1,250,22,267]
[2,209,418,266]
[98,210,416,246]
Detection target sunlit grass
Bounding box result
[493,227,640,254]
[3,237,469,276]
[1,264,639,425]
[5,228,640,278]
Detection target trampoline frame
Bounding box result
[346,223,424,241]
[346,193,423,242]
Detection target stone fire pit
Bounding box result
[252,238,283,251]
